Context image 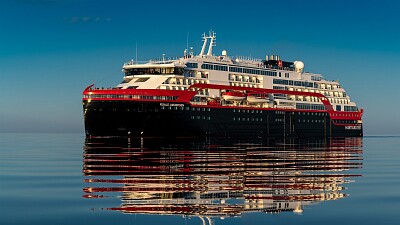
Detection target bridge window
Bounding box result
[125,67,183,75]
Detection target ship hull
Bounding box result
[83,100,363,138]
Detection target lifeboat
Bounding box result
[222,91,246,101]
[246,95,269,103]
[246,93,273,103]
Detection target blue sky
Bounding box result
[1,0,399,135]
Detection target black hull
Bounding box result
[83,100,363,138]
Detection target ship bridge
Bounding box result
[123,62,185,76]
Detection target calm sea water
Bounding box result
[0,133,399,225]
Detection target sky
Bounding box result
[0,0,399,135]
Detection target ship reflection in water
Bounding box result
[83,137,363,224]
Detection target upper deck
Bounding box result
[90,31,360,113]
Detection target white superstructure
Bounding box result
[118,32,358,112]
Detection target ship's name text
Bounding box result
[345,126,362,130]
[160,103,185,107]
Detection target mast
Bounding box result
[135,41,138,64]
[199,31,216,56]
[199,33,207,56]
[207,31,216,56]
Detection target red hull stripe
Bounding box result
[83,83,363,120]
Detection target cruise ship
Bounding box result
[82,31,363,137]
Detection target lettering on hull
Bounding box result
[345,126,362,130]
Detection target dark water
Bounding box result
[0,134,399,225]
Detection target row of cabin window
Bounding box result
[233,109,263,113]
[86,94,178,101]
[232,109,327,115]
[333,120,358,124]
[161,106,211,112]
[125,67,184,76]
[164,86,209,95]
[329,98,349,104]
[298,119,325,123]
[273,78,315,88]
[224,111,326,116]
[186,63,198,68]
[200,63,278,76]
[273,85,347,98]
[311,76,323,81]
[272,89,349,104]
[191,116,211,120]
[230,66,277,76]
[344,106,358,112]
[183,70,209,78]
[331,113,359,117]
[296,103,326,110]
[229,76,261,83]
[165,78,208,85]
[298,112,328,116]
[229,82,262,88]
[233,117,263,122]
[201,64,228,71]
[283,80,341,90]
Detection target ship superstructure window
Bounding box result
[260,70,276,76]
[186,63,198,68]
[311,76,322,81]
[296,103,325,110]
[229,66,277,76]
[318,83,336,90]
[201,63,213,70]
[201,63,228,71]
[273,86,286,90]
[135,78,150,82]
[274,79,289,85]
[273,79,314,88]
[344,106,358,112]
[214,65,228,71]
[229,75,261,83]
[125,67,183,76]
[85,94,178,101]
[230,67,243,73]
[184,70,208,78]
